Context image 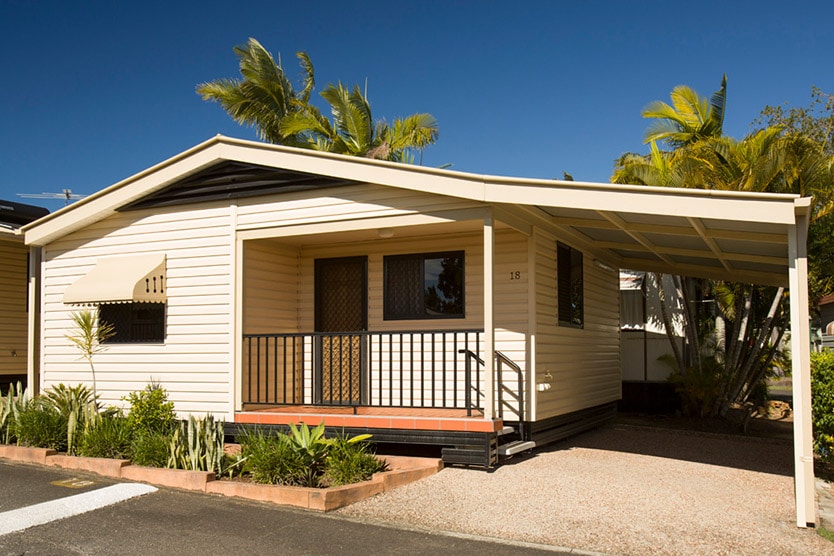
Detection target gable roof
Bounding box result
[23,135,810,287]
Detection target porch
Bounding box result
[234,329,525,466]
[238,329,524,425]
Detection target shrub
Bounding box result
[239,424,383,487]
[665,355,724,417]
[812,351,834,461]
[130,431,171,467]
[239,429,307,485]
[125,383,177,436]
[284,422,330,487]
[324,433,388,486]
[78,413,133,459]
[15,398,68,451]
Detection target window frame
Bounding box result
[383,250,465,321]
[557,242,584,328]
[98,302,166,344]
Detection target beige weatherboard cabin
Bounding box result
[22,136,816,526]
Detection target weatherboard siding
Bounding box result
[39,203,235,417]
[291,229,529,416]
[533,229,620,421]
[235,183,481,230]
[0,235,29,378]
[37,184,542,422]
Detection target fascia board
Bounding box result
[24,145,227,246]
[483,182,799,225]
[216,141,488,201]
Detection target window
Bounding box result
[99,303,165,343]
[557,242,583,328]
[384,251,464,320]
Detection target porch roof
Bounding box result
[23,134,808,287]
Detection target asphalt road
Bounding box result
[0,461,571,556]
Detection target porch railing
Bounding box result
[459,349,525,421]
[243,330,484,412]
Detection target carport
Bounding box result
[501,178,814,527]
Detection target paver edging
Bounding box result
[0,443,441,511]
[0,445,57,464]
[206,455,442,511]
[45,454,129,478]
[120,465,215,491]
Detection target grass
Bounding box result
[818,526,834,543]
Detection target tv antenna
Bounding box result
[17,188,87,206]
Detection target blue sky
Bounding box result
[1,0,832,212]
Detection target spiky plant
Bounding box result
[65,310,115,399]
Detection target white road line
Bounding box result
[0,483,157,536]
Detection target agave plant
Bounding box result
[285,422,332,487]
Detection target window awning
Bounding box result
[63,254,166,305]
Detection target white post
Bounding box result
[483,210,495,420]
[26,246,42,395]
[788,216,815,527]
[231,204,243,416]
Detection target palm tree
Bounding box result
[279,82,438,162]
[199,40,439,163]
[642,74,727,148]
[196,38,314,145]
[615,75,834,416]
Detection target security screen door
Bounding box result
[314,257,367,405]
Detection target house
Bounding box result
[0,200,48,391]
[21,135,816,526]
[619,271,685,413]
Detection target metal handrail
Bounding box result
[458,349,485,416]
[495,351,525,438]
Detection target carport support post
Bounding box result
[788,213,815,528]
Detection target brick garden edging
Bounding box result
[0,447,442,512]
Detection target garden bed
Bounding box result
[0,448,441,511]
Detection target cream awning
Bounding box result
[63,254,166,305]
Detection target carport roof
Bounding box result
[22,135,810,287]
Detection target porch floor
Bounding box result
[235,405,502,433]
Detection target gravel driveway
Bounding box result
[337,425,834,555]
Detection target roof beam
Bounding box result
[597,211,675,265]
[619,257,788,288]
[594,241,784,266]
[553,216,787,243]
[517,206,621,265]
[687,217,731,272]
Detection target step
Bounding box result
[496,426,515,437]
[497,440,536,457]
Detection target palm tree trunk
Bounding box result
[655,273,685,374]
[726,287,784,408]
[728,286,753,374]
[674,275,701,372]
[740,325,786,405]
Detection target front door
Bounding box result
[314,257,367,405]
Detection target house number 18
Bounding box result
[510,271,521,280]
